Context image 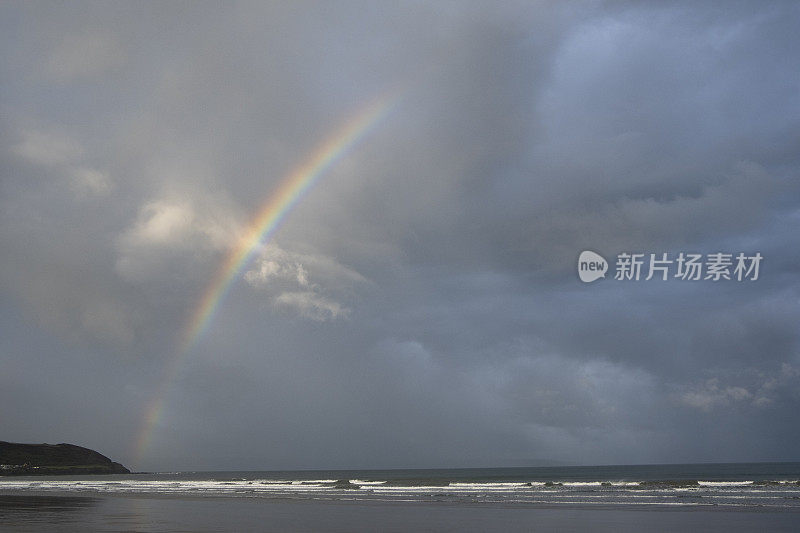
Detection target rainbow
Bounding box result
[184,92,399,353]
[132,92,400,466]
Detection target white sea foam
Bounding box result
[0,478,762,494]
[697,481,754,487]
[371,486,454,492]
[448,482,532,490]
[1,475,798,511]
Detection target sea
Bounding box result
[1,462,799,532]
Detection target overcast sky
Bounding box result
[2,1,799,472]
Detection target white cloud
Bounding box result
[244,245,361,321]
[378,339,433,364]
[12,129,113,197]
[124,201,196,247]
[116,195,240,282]
[244,255,309,288]
[679,379,753,411]
[71,166,112,196]
[275,291,349,321]
[677,367,800,412]
[12,130,83,167]
[246,245,368,288]
[121,196,240,250]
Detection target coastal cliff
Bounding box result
[0,441,130,475]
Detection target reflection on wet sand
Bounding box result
[0,495,99,528]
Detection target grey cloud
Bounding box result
[2,2,800,471]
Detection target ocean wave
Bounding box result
[1,474,798,510]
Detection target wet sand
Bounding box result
[1,493,799,532]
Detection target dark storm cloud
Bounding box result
[1,1,799,470]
